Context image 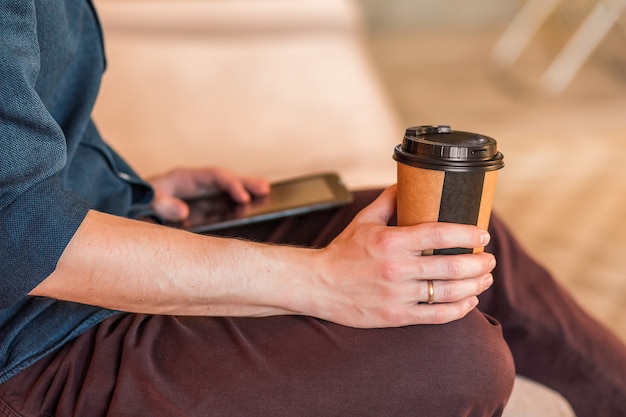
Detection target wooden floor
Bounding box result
[366,25,626,342]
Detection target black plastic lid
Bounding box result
[393,125,504,172]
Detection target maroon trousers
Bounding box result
[1,190,625,417]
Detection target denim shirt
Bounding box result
[0,1,154,383]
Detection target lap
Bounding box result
[0,310,513,417]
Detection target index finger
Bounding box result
[172,168,269,202]
[218,175,270,203]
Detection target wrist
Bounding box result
[258,244,324,318]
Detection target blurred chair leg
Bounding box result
[539,0,626,94]
[490,0,561,69]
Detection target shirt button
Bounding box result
[118,172,132,181]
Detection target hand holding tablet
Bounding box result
[169,172,353,233]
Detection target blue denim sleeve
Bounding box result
[0,2,92,307]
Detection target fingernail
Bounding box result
[480,232,491,246]
[484,274,494,288]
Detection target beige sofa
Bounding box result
[93,0,399,188]
[92,1,576,415]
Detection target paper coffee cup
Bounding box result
[393,125,504,255]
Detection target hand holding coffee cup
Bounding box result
[393,125,504,255]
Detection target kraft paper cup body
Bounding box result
[394,125,504,255]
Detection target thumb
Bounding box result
[152,194,190,222]
[355,185,397,225]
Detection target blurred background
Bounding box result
[359,0,626,344]
[93,0,626,343]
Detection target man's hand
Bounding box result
[303,185,495,328]
[148,167,270,221]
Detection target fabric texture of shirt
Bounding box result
[0,0,155,383]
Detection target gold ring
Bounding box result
[427,280,435,304]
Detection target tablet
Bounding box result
[169,172,353,233]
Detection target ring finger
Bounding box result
[418,274,493,304]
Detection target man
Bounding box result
[0,2,624,416]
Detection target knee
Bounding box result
[417,310,515,414]
[372,309,515,415]
[451,311,515,412]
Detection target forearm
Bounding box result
[30,210,315,317]
[30,187,497,328]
